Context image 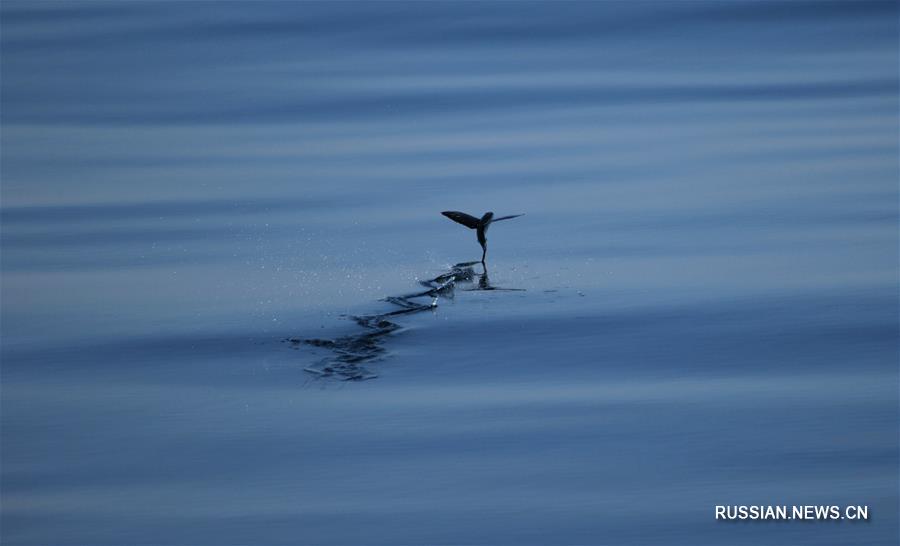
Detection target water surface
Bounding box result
[2,2,898,545]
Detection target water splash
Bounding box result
[287,261,521,380]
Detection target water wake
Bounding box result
[287,261,521,380]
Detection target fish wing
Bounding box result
[491,214,524,222]
[441,211,480,229]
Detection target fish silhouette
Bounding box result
[441,211,523,264]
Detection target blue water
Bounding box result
[2,2,898,545]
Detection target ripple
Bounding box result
[290,261,522,380]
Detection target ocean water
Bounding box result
[1,2,898,545]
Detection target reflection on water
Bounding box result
[1,1,898,545]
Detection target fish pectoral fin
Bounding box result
[441,211,480,229]
[491,214,524,222]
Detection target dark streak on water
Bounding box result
[293,261,525,380]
